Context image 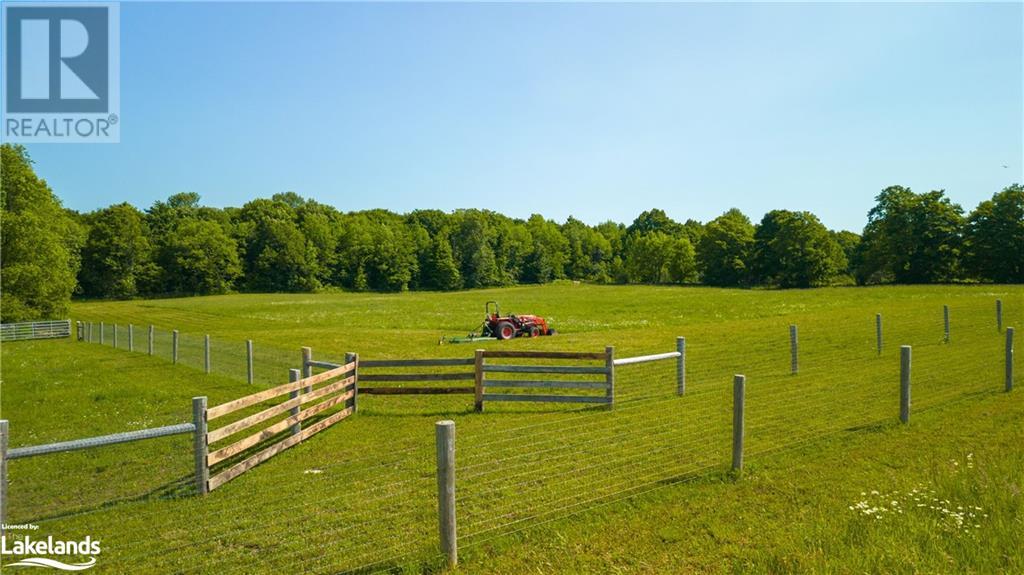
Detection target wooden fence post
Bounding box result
[944,305,950,343]
[1006,327,1015,393]
[790,325,798,374]
[128,324,134,352]
[435,420,457,568]
[114,324,118,348]
[192,397,209,495]
[100,322,104,345]
[204,335,211,374]
[172,330,179,364]
[148,325,154,355]
[76,321,83,341]
[346,352,358,412]
[246,340,255,385]
[997,299,1003,333]
[301,347,313,394]
[900,346,912,423]
[876,313,883,355]
[1,420,8,526]
[676,337,686,395]
[288,369,302,435]
[474,350,485,412]
[732,375,745,472]
[606,346,615,407]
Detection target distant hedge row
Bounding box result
[2,143,1021,321]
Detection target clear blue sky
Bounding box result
[18,1,1024,232]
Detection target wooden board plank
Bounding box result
[360,358,475,368]
[207,417,292,467]
[300,389,354,419]
[207,380,306,420]
[298,376,355,405]
[209,433,302,491]
[359,372,475,382]
[208,361,353,420]
[482,379,609,390]
[360,387,475,395]
[481,365,608,375]
[297,407,353,442]
[481,351,606,360]
[208,396,302,444]
[481,393,611,404]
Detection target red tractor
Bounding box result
[443,301,556,343]
[481,301,556,340]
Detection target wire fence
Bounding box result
[9,300,1015,573]
[78,320,298,387]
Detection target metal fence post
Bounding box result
[944,305,950,343]
[435,420,457,568]
[900,346,912,423]
[192,397,208,495]
[288,369,302,436]
[997,299,1003,333]
[346,352,358,413]
[732,375,745,472]
[606,346,615,407]
[676,337,686,395]
[1,419,8,526]
[876,313,883,355]
[246,340,255,385]
[148,325,154,355]
[474,350,485,412]
[301,347,313,394]
[172,330,179,364]
[790,325,798,374]
[204,335,211,374]
[100,322,105,345]
[128,324,134,352]
[1007,327,1015,393]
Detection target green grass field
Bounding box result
[2,284,1021,573]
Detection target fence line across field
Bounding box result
[4,303,1012,571]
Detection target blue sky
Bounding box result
[16,1,1024,232]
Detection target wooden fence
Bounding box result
[478,349,616,408]
[0,319,71,342]
[199,356,358,492]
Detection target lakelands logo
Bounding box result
[1,535,101,571]
[2,2,120,143]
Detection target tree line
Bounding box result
[2,144,1021,321]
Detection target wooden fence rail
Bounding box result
[479,347,615,407]
[202,356,358,492]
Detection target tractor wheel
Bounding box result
[529,326,541,338]
[496,321,516,340]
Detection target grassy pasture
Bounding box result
[1,284,1021,573]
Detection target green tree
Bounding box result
[751,210,847,288]
[160,219,242,294]
[79,203,157,298]
[523,214,569,284]
[423,233,462,290]
[857,187,963,284]
[627,209,681,237]
[697,208,755,286]
[237,199,318,292]
[963,184,1024,283]
[0,145,82,320]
